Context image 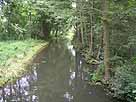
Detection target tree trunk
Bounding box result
[89,0,93,54]
[102,0,110,81]
[80,13,84,45]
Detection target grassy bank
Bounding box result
[0,39,48,86]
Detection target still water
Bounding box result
[0,41,113,102]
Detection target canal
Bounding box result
[0,41,114,102]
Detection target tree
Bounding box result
[102,0,110,81]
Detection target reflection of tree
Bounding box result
[73,51,113,102]
[0,68,38,102]
[36,41,75,102]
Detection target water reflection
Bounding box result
[0,64,38,102]
[0,41,113,102]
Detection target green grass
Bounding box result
[0,39,48,86]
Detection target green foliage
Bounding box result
[91,64,105,82]
[111,64,136,102]
[0,0,73,40]
[110,0,136,60]
[131,57,136,64]
[72,1,136,101]
[110,55,124,67]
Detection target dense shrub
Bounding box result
[90,64,105,82]
[111,64,136,102]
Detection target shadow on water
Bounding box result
[0,41,114,102]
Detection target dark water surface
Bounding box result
[0,41,114,102]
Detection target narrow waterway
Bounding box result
[0,41,114,102]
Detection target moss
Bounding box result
[0,39,48,87]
